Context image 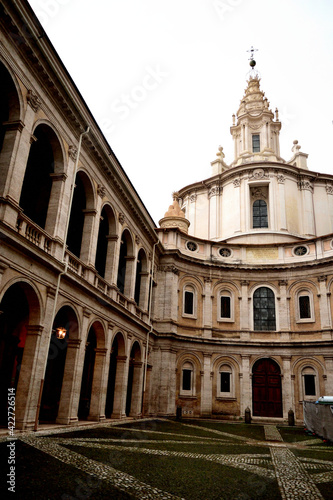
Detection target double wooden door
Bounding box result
[252,358,283,417]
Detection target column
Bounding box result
[203,278,212,338]
[318,276,332,331]
[233,178,241,233]
[158,348,177,415]
[88,348,108,421]
[279,280,289,335]
[240,355,251,416]
[45,172,68,241]
[282,356,293,419]
[299,180,315,236]
[277,174,287,230]
[56,338,82,425]
[324,357,333,394]
[129,361,144,417]
[104,235,119,285]
[80,209,98,265]
[240,281,250,336]
[124,256,136,300]
[15,325,43,430]
[111,355,128,418]
[201,353,212,417]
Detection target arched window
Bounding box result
[117,237,127,294]
[253,287,276,331]
[183,285,196,317]
[218,364,234,398]
[301,366,318,400]
[134,249,148,308]
[218,290,233,322]
[253,199,268,228]
[19,125,55,229]
[180,361,195,396]
[296,290,314,322]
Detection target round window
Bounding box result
[294,246,308,256]
[186,241,197,252]
[219,248,232,257]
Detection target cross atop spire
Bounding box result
[247,46,258,69]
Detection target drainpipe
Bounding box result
[141,238,159,416]
[34,126,90,431]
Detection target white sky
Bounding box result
[28,0,333,224]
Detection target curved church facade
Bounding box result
[0,0,332,431]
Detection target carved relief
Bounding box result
[97,184,106,198]
[158,264,179,275]
[118,212,125,225]
[251,187,267,199]
[326,184,333,195]
[208,186,220,198]
[233,178,241,188]
[27,89,41,112]
[298,179,313,192]
[68,145,78,161]
[277,174,285,184]
[189,193,197,203]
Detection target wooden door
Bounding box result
[252,358,282,417]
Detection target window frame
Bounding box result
[296,290,315,324]
[218,290,234,323]
[253,286,277,331]
[182,284,197,318]
[252,134,260,153]
[252,199,268,229]
[217,364,235,399]
[180,361,195,397]
[301,367,318,401]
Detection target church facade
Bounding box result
[0,0,332,430]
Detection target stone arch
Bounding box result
[105,331,126,418]
[19,122,65,231]
[66,169,95,260]
[252,357,282,418]
[176,352,202,398]
[39,305,79,422]
[126,340,143,417]
[0,280,42,425]
[117,228,135,296]
[0,60,23,196]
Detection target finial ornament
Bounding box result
[247,46,258,68]
[246,46,260,79]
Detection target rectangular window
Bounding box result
[304,374,316,396]
[184,291,194,315]
[299,296,311,319]
[252,134,260,152]
[220,372,231,393]
[221,296,231,318]
[182,369,192,391]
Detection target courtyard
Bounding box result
[1,418,333,499]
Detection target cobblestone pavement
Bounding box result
[11,420,333,499]
[265,426,326,499]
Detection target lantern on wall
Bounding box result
[56,327,67,339]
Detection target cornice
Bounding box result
[0,1,158,244]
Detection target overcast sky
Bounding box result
[28,0,333,224]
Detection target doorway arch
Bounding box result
[252,358,282,417]
[39,306,78,422]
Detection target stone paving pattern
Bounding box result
[5,419,333,499]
